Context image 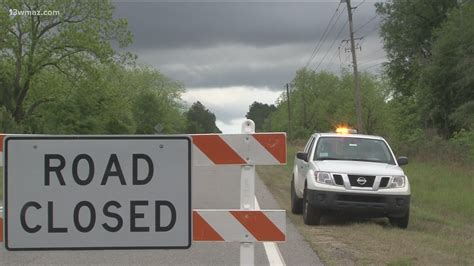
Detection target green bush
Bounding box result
[391,129,474,164]
[0,107,23,133]
[450,129,474,161]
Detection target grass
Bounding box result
[406,162,474,226]
[257,142,474,265]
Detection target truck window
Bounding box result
[313,137,396,165]
[303,137,315,153]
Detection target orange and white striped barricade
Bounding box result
[193,209,285,242]
[191,132,286,166]
[191,120,287,266]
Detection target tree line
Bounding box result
[0,0,221,135]
[248,0,473,159]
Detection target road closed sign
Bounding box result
[3,136,191,250]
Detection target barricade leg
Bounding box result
[240,120,256,266]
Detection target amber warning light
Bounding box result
[335,127,358,134]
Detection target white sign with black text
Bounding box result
[4,136,191,250]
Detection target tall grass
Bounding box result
[405,162,474,226]
[257,141,474,264]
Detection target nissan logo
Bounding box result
[357,177,367,185]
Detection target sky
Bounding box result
[113,0,386,133]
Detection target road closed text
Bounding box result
[5,136,191,249]
[19,153,177,234]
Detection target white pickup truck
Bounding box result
[291,131,411,228]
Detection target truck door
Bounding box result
[296,136,315,193]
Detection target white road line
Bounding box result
[254,197,286,266]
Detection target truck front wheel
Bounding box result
[302,185,322,225]
[291,176,303,214]
[389,209,409,229]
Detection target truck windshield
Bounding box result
[314,137,396,165]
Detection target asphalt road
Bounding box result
[1,166,322,265]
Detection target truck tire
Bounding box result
[302,185,321,225]
[291,176,303,214]
[389,209,409,229]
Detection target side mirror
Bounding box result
[397,156,408,166]
[296,152,308,161]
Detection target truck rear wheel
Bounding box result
[291,176,303,214]
[302,185,321,225]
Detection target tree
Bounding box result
[421,2,474,137]
[376,0,458,98]
[185,101,221,134]
[26,64,136,134]
[265,70,389,139]
[0,0,133,125]
[375,0,464,139]
[127,67,186,134]
[245,101,276,131]
[24,65,186,135]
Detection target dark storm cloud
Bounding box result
[130,34,385,90]
[166,64,293,88]
[133,42,314,88]
[112,1,385,127]
[113,1,380,49]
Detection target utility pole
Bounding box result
[302,85,307,130]
[286,83,291,138]
[343,0,364,133]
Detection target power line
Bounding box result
[360,21,381,40]
[303,2,341,69]
[360,62,384,71]
[303,3,345,69]
[353,0,367,9]
[359,34,367,47]
[313,19,349,72]
[354,14,378,33]
[321,45,342,73]
[338,46,343,70]
[305,5,348,71]
[329,45,340,61]
[357,25,381,51]
[359,56,386,66]
[327,45,341,72]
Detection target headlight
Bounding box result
[315,171,333,185]
[390,175,406,188]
